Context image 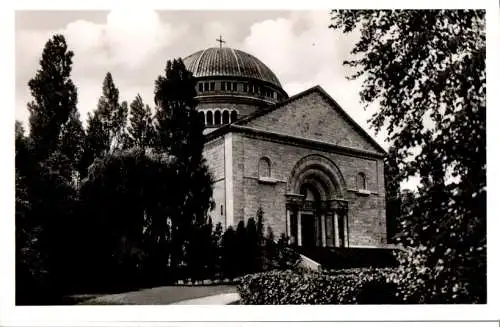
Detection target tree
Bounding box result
[330,10,486,303]
[222,226,237,279]
[89,72,126,157]
[27,34,77,162]
[112,100,129,151]
[152,58,213,277]
[211,222,224,279]
[245,218,260,273]
[126,94,154,149]
[78,147,177,288]
[18,34,83,303]
[263,225,277,270]
[15,121,45,304]
[80,73,128,178]
[80,112,105,179]
[384,146,402,243]
[60,110,85,184]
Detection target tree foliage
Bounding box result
[152,58,213,275]
[126,94,154,149]
[330,9,486,303]
[17,34,86,303]
[27,34,78,162]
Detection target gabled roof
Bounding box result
[232,85,387,155]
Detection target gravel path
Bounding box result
[80,285,238,305]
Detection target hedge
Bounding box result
[237,268,400,304]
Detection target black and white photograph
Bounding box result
[3,3,498,325]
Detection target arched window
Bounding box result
[214,110,221,125]
[230,110,238,123]
[206,111,213,125]
[357,172,367,190]
[198,111,205,127]
[222,110,230,124]
[258,157,271,178]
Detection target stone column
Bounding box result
[297,213,302,246]
[321,214,326,247]
[286,209,291,244]
[326,212,334,247]
[334,212,339,247]
[343,214,349,248]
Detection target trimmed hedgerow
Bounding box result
[237,268,400,304]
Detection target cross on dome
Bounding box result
[216,35,226,48]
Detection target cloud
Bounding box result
[241,11,386,147]
[16,9,189,126]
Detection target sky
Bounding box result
[15,9,410,184]
[15,10,379,137]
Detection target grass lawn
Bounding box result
[76,284,237,305]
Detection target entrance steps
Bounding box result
[297,246,401,270]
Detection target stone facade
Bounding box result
[203,86,388,248]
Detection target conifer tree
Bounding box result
[222,226,237,279]
[79,112,106,178]
[96,73,118,152]
[27,34,77,162]
[19,34,80,302]
[126,94,154,149]
[80,73,127,176]
[60,110,85,184]
[153,58,213,275]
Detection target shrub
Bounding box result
[388,245,486,304]
[237,268,400,304]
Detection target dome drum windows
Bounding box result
[198,79,278,100]
[198,81,216,93]
[214,110,221,125]
[206,111,213,125]
[222,111,230,124]
[200,109,239,126]
[230,110,238,122]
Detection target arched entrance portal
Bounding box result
[286,155,349,249]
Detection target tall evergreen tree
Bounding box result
[60,110,85,184]
[111,100,128,151]
[19,34,81,302]
[80,73,127,176]
[152,58,213,276]
[126,94,154,149]
[27,34,77,162]
[222,226,237,279]
[80,112,106,178]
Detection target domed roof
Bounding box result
[183,47,283,89]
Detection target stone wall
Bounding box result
[242,90,382,154]
[203,136,226,227]
[232,134,386,247]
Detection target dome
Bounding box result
[182,46,288,130]
[183,47,283,89]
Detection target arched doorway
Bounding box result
[298,184,322,248]
[286,155,349,249]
